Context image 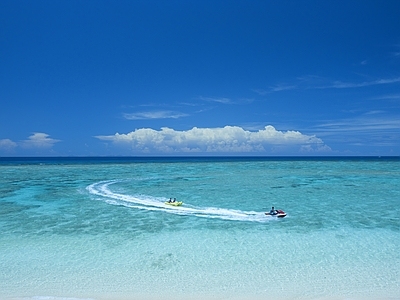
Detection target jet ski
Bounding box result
[265,209,286,218]
[165,201,183,206]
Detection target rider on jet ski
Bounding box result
[269,206,278,215]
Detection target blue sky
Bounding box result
[1,0,399,156]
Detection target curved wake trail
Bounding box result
[86,180,268,222]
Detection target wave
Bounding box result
[86,180,270,223]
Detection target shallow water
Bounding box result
[1,157,399,299]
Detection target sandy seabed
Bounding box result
[3,290,400,300]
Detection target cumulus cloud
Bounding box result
[0,139,17,151]
[96,125,330,154]
[21,133,60,148]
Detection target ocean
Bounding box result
[0,157,399,300]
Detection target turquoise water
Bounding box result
[0,157,399,300]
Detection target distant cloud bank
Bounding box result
[20,133,60,148]
[96,125,331,154]
[0,133,60,153]
[0,139,17,150]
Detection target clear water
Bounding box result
[0,157,399,300]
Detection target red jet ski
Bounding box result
[265,209,287,218]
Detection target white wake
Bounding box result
[86,180,269,222]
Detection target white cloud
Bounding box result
[329,77,400,89]
[270,84,296,92]
[96,125,330,154]
[373,93,400,101]
[251,89,269,96]
[0,139,17,151]
[21,133,60,149]
[123,110,188,120]
[198,96,232,104]
[315,114,400,133]
[251,84,296,95]
[312,114,400,148]
[257,76,400,93]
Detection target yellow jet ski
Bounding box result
[165,201,183,206]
